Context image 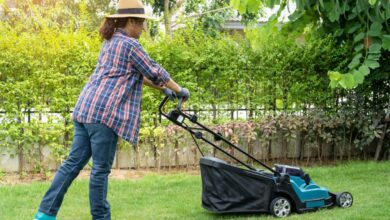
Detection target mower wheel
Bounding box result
[270,196,291,218]
[336,192,353,208]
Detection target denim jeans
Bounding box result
[38,121,118,220]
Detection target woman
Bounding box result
[34,0,189,219]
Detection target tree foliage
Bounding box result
[231,0,390,89]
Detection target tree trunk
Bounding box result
[374,96,390,161]
[340,126,346,161]
[249,109,253,119]
[163,0,172,36]
[318,139,323,164]
[272,72,276,114]
[283,89,288,114]
[212,104,217,122]
[306,145,311,166]
[332,142,336,162]
[374,122,388,161]
[348,130,353,161]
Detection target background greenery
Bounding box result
[0,0,389,174]
[232,0,390,89]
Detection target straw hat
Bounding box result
[106,0,155,20]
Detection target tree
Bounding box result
[231,0,390,89]
[196,0,233,36]
[145,0,210,36]
[1,0,116,32]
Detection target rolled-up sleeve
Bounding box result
[129,43,171,87]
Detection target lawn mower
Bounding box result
[158,96,353,217]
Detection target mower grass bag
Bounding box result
[200,156,274,213]
[199,156,353,217]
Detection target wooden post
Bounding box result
[133,144,140,170]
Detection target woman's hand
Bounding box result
[162,88,177,100]
[176,88,190,101]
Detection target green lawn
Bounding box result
[1,161,389,220]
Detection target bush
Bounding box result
[0,2,388,174]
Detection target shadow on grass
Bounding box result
[202,206,343,219]
[205,211,271,219]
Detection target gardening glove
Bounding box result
[162,88,176,100]
[176,87,190,102]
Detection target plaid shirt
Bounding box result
[73,29,170,144]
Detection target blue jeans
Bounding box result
[38,121,118,220]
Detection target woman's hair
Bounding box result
[99,17,130,40]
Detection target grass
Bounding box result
[0,161,389,220]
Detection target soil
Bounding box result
[0,167,201,185]
[0,158,352,185]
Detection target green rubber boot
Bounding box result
[34,211,56,220]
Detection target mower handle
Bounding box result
[158,96,170,113]
[158,96,185,122]
[158,96,279,175]
[159,96,184,111]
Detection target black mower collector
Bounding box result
[159,96,353,218]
